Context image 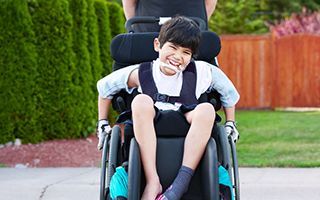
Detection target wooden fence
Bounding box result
[218,34,320,109]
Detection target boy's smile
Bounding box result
[154,39,192,76]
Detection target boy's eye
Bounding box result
[184,51,192,55]
[169,45,177,50]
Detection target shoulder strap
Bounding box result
[138,61,198,105]
[179,61,198,105]
[138,62,158,96]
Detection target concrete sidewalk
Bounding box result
[0,168,99,200]
[239,168,320,200]
[0,168,319,200]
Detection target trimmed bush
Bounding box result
[107,1,126,37]
[94,0,112,76]
[29,0,80,139]
[87,0,103,86]
[0,0,42,144]
[87,0,103,128]
[69,0,96,136]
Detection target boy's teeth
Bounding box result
[169,60,178,66]
[160,61,181,73]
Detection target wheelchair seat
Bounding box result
[125,110,219,200]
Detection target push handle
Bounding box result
[125,16,206,33]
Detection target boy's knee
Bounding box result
[131,94,154,112]
[194,103,215,120]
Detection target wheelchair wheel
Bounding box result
[215,125,231,171]
[229,137,240,200]
[214,125,240,200]
[100,131,110,200]
[107,125,121,185]
[99,125,122,200]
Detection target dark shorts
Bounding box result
[115,104,197,125]
[116,103,220,125]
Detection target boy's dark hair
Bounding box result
[158,16,201,54]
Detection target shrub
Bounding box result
[69,0,96,137]
[94,0,112,76]
[29,0,80,139]
[0,0,42,143]
[209,0,268,34]
[87,0,103,129]
[87,0,103,86]
[107,1,126,37]
[269,9,320,38]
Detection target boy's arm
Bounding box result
[223,106,235,122]
[223,106,240,143]
[97,67,139,121]
[98,96,111,120]
[97,96,112,150]
[96,67,139,150]
[208,64,240,142]
[209,65,240,108]
[127,68,140,88]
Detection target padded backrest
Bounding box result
[110,31,221,71]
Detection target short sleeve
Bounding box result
[97,64,139,99]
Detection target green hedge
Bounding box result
[30,0,79,140]
[0,0,125,144]
[0,0,42,143]
[87,0,103,86]
[87,0,103,129]
[107,1,126,37]
[94,0,112,76]
[69,0,96,137]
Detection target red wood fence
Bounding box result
[218,34,320,109]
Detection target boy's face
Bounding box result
[154,38,192,76]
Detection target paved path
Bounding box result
[239,168,320,200]
[0,168,99,200]
[0,168,319,200]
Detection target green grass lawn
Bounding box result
[233,110,320,167]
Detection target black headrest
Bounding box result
[111,31,221,71]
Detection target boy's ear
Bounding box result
[154,38,160,52]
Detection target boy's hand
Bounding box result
[225,121,240,143]
[97,119,112,150]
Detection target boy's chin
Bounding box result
[162,67,177,76]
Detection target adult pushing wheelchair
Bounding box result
[98,16,240,200]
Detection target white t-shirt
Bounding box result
[150,59,211,110]
[97,59,239,109]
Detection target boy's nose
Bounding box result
[173,52,182,61]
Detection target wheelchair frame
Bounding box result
[100,124,240,200]
[99,16,240,200]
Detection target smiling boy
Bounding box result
[97,16,240,200]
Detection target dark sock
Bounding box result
[161,165,194,200]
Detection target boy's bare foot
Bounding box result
[141,182,162,200]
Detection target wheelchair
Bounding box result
[99,17,240,200]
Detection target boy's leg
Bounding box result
[131,94,162,200]
[183,102,215,169]
[159,103,215,200]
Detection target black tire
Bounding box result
[127,138,141,200]
[99,125,121,200]
[229,137,240,200]
[215,125,231,171]
[100,132,110,200]
[214,125,240,200]
[107,125,121,186]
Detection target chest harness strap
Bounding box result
[138,61,198,106]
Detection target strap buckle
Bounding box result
[153,93,170,102]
